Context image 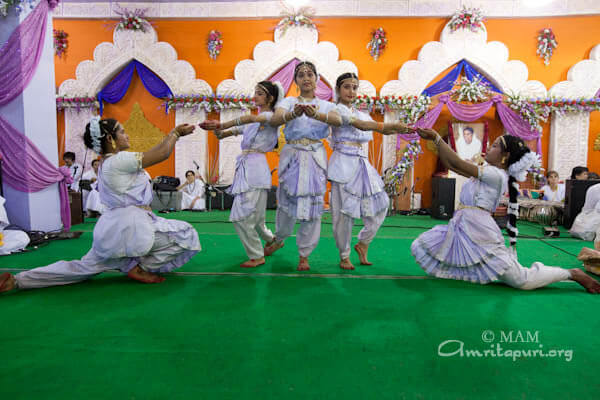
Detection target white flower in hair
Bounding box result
[89,116,103,154]
[272,81,285,109]
[508,151,541,181]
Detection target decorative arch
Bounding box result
[547,44,600,179]
[58,26,212,180]
[215,26,376,184]
[379,23,547,171]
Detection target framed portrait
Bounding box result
[452,122,485,163]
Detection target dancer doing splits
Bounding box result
[1,118,201,293]
[410,128,600,294]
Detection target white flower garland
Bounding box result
[508,151,541,181]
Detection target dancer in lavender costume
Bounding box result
[264,61,342,271]
[328,72,414,269]
[201,81,283,268]
[411,128,600,294]
[0,118,201,293]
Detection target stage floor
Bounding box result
[1,211,598,399]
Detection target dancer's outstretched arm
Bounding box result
[142,124,195,168]
[201,114,272,140]
[351,119,414,136]
[303,104,342,127]
[417,128,478,179]
[269,104,305,126]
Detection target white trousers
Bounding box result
[275,208,321,258]
[14,231,187,289]
[330,182,387,259]
[232,190,275,259]
[497,261,571,290]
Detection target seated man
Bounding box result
[63,151,82,191]
[178,170,206,211]
[570,182,600,248]
[0,195,30,255]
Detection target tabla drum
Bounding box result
[518,200,536,221]
[531,201,563,226]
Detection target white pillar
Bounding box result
[0,5,61,231]
[175,108,208,182]
[548,112,589,180]
[218,109,247,185]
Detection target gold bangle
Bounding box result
[434,135,442,146]
[377,122,384,132]
[170,131,180,139]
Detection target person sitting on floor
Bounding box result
[570,181,600,249]
[571,166,589,181]
[178,170,206,211]
[540,170,565,202]
[0,117,201,293]
[411,128,600,294]
[0,195,30,255]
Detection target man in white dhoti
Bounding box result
[178,170,206,211]
[0,195,30,255]
[455,126,482,162]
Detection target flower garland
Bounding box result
[353,95,431,123]
[56,96,99,112]
[449,6,486,33]
[207,30,223,60]
[164,95,255,113]
[385,140,423,189]
[276,6,317,37]
[451,76,491,103]
[537,28,557,66]
[115,6,152,32]
[367,27,387,61]
[53,29,68,58]
[0,0,36,17]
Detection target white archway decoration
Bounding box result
[58,26,213,181]
[380,22,547,173]
[547,44,600,179]
[214,26,376,184]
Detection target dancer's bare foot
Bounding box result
[264,240,284,257]
[583,261,600,276]
[577,247,600,261]
[127,266,165,284]
[595,240,600,251]
[354,242,372,265]
[240,258,265,268]
[570,269,600,294]
[297,256,310,271]
[0,272,16,293]
[340,258,355,270]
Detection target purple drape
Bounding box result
[97,60,173,115]
[0,0,50,105]
[422,60,501,97]
[268,58,333,100]
[0,0,73,230]
[407,94,541,154]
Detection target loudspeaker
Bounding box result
[430,177,455,220]
[68,191,84,226]
[266,186,277,209]
[563,179,600,229]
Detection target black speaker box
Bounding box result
[208,185,234,210]
[563,179,600,229]
[431,177,455,220]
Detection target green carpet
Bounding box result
[1,211,599,399]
